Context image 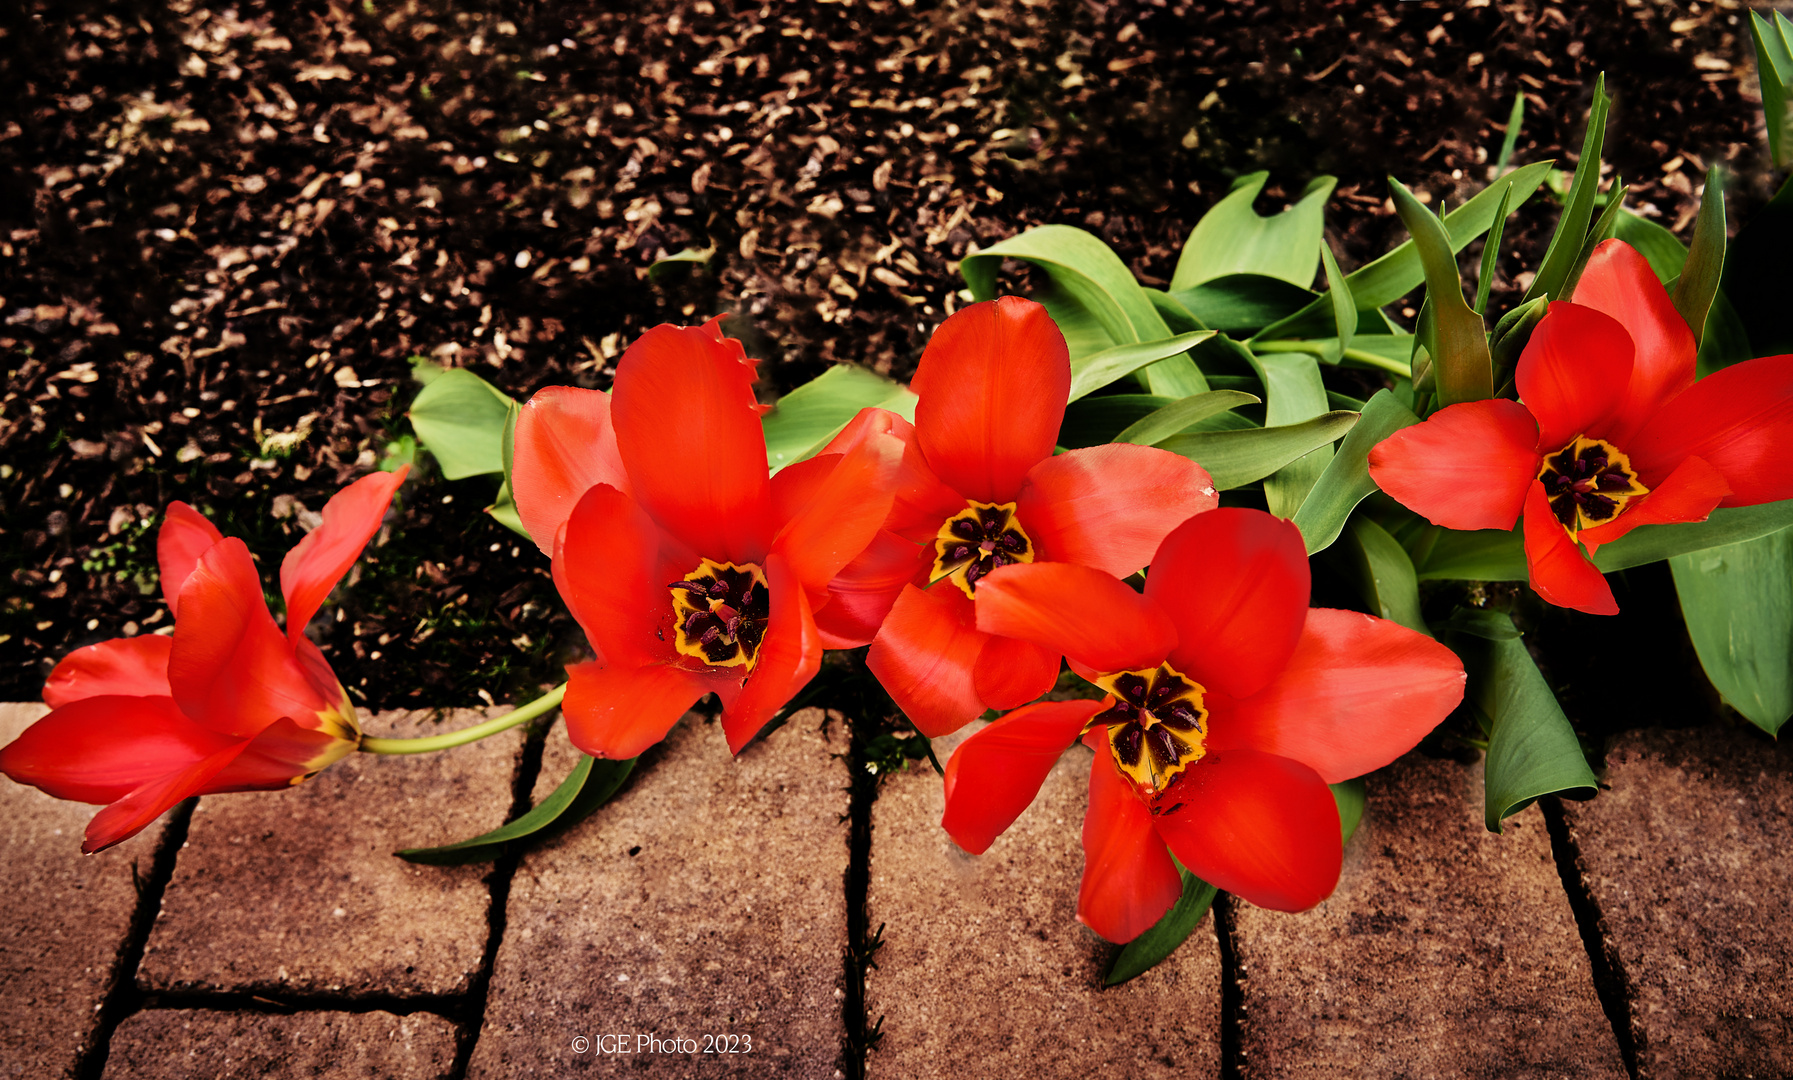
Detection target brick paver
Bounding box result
[865,728,1223,1080]
[1562,725,1793,1080]
[0,703,173,1079]
[467,709,852,1078]
[137,707,524,997]
[101,1007,458,1078]
[1229,752,1627,1080]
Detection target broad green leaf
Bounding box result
[1144,287,1207,334]
[1672,166,1726,349]
[1413,501,1793,582]
[1115,390,1260,446]
[1696,288,1754,378]
[1331,778,1368,845]
[486,478,530,538]
[1292,391,1422,554]
[1061,394,1172,448]
[1252,352,1333,517]
[1444,609,1599,831]
[1751,10,1793,169]
[407,367,517,479]
[1172,172,1337,290]
[1068,332,1215,401]
[1389,178,1493,407]
[1168,274,1317,333]
[1614,209,1687,284]
[1671,528,1793,735]
[1473,182,1514,316]
[1254,161,1554,341]
[398,754,637,864]
[1158,410,1358,490]
[1104,865,1218,987]
[1341,517,1428,635]
[1494,91,1526,175]
[1320,241,1357,363]
[1524,74,1609,304]
[758,364,917,471]
[962,225,1207,395]
[647,242,717,282]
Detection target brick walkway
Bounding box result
[3,702,1788,1079]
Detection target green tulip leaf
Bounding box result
[1494,91,1526,175]
[759,364,917,472]
[1559,178,1631,303]
[398,753,637,865]
[1167,274,1317,333]
[1672,166,1727,349]
[1320,240,1358,363]
[1524,74,1609,304]
[1291,389,1422,554]
[962,226,1207,396]
[1443,609,1599,831]
[1613,210,1688,284]
[1751,10,1793,170]
[1671,527,1793,735]
[407,366,518,480]
[1254,161,1554,341]
[1172,172,1337,291]
[1695,289,1754,378]
[1115,390,1261,447]
[1104,863,1218,987]
[1389,178,1494,407]
[1158,410,1358,491]
[1473,182,1515,316]
[1338,517,1429,637]
[1068,332,1216,401]
[1332,778,1368,846]
[1248,352,1333,518]
[647,242,717,282]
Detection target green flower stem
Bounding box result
[358,683,567,755]
[1254,340,1413,378]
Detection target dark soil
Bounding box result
[0,0,1778,711]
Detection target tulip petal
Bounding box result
[911,297,1070,503]
[42,636,174,708]
[813,530,934,649]
[611,319,775,565]
[512,385,630,555]
[1522,483,1618,615]
[942,700,1105,854]
[866,583,989,737]
[0,695,238,804]
[204,716,353,792]
[281,467,408,643]
[821,407,967,536]
[1152,748,1342,913]
[1077,738,1184,944]
[169,538,338,738]
[1015,443,1219,576]
[1206,609,1465,783]
[771,430,904,600]
[553,484,690,669]
[717,554,821,754]
[1146,508,1310,700]
[561,659,708,760]
[1517,302,1634,451]
[157,502,223,618]
[1366,399,1541,531]
[83,741,248,854]
[1571,239,1696,444]
[972,633,1063,712]
[1579,455,1731,555]
[1628,354,1793,507]
[974,562,1176,674]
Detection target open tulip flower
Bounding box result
[511,317,903,760]
[815,296,1219,737]
[938,507,1465,942]
[1368,239,1793,615]
[0,468,408,853]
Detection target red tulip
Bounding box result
[940,508,1465,941]
[1368,239,1793,614]
[816,297,1220,737]
[511,317,903,759]
[0,469,408,853]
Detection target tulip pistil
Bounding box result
[1086,663,1208,798]
[669,558,770,671]
[932,500,1034,597]
[1538,435,1648,536]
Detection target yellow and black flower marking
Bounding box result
[1087,664,1209,797]
[1538,436,1649,536]
[669,558,770,671]
[932,500,1034,597]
